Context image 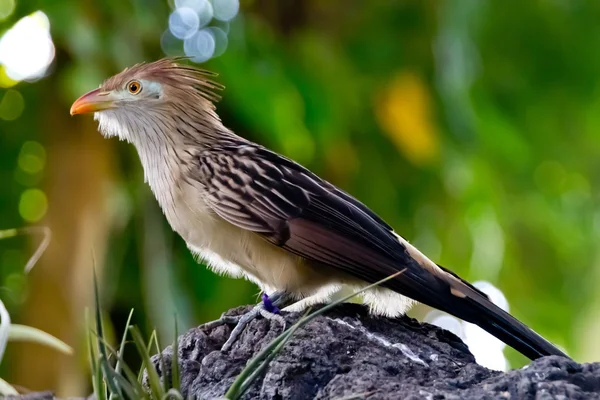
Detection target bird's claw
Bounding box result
[219,304,284,351]
[200,314,242,331]
[200,292,291,352]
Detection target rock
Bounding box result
[149,304,600,399]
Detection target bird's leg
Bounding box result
[201,291,293,351]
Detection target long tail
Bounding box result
[426,266,567,360]
[453,288,567,359]
[383,259,568,360]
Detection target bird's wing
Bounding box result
[196,143,462,307]
[195,143,568,360]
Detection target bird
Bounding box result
[70,58,568,360]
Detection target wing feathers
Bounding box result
[193,142,568,360]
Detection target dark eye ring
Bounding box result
[127,80,142,94]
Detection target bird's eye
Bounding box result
[127,80,142,94]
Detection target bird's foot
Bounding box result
[201,291,291,351]
[221,302,286,351]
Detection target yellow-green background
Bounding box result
[1,0,599,396]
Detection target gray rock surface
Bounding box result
[149,303,600,399]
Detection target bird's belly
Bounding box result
[163,187,414,316]
[166,198,335,294]
[186,224,337,294]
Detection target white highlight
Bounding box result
[0,11,55,81]
[169,7,200,40]
[330,318,428,367]
[176,0,213,27]
[184,29,215,63]
[212,0,239,21]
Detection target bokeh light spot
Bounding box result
[167,0,234,62]
[0,89,24,120]
[0,65,18,88]
[19,188,48,223]
[375,71,439,165]
[207,27,228,57]
[175,0,209,15]
[0,11,55,81]
[18,141,46,174]
[213,0,239,21]
[0,0,15,21]
[169,7,200,40]
[184,29,215,63]
[161,29,183,56]
[196,0,214,28]
[212,19,230,34]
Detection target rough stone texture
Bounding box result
[148,303,600,399]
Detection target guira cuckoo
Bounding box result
[70,58,567,360]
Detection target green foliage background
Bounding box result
[1,0,600,395]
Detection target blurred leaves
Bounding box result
[1,0,600,395]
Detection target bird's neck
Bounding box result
[96,107,240,211]
[132,131,187,211]
[129,115,240,211]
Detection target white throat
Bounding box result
[94,110,188,212]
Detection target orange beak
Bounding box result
[70,88,117,115]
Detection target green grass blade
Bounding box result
[86,310,98,387]
[152,329,168,394]
[99,353,122,398]
[225,270,406,400]
[138,329,157,383]
[93,333,148,399]
[93,267,110,367]
[114,308,134,376]
[172,316,180,393]
[8,324,73,355]
[88,311,117,400]
[95,354,108,400]
[108,369,140,400]
[129,325,166,399]
[109,308,134,400]
[91,270,123,399]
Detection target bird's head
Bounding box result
[70,58,223,142]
